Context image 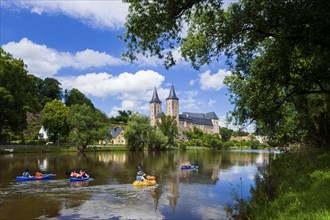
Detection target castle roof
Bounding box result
[166,84,179,100]
[150,87,162,104]
[181,112,219,120]
[179,112,219,126]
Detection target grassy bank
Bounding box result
[0,144,130,153]
[233,149,330,220]
[0,144,214,154]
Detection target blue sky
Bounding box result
[1,1,251,131]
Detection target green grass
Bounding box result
[186,146,210,150]
[0,144,129,153]
[241,149,330,220]
[85,144,128,151]
[0,146,77,153]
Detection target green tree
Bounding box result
[64,88,94,109]
[157,114,178,147]
[124,113,150,150]
[0,48,40,142]
[37,77,63,107]
[41,100,69,142]
[122,1,330,149]
[147,126,168,150]
[109,110,133,124]
[23,112,42,141]
[220,127,232,142]
[66,104,109,151]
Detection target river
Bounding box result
[0,150,278,220]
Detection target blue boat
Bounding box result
[181,165,198,170]
[69,175,90,182]
[16,174,55,181]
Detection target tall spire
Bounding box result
[150,87,162,103]
[166,83,179,100]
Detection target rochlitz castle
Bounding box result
[150,84,220,136]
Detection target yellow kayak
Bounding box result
[133,180,156,186]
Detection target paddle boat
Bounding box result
[16,173,55,181]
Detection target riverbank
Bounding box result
[0,145,127,153]
[231,148,330,220]
[0,144,211,153]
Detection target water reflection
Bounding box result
[38,158,48,171]
[70,179,91,188]
[0,150,276,219]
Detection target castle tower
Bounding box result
[149,87,162,126]
[166,84,179,125]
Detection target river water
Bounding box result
[0,150,278,220]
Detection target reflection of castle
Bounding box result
[150,84,220,135]
[167,171,180,210]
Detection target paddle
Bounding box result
[137,165,145,175]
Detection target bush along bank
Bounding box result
[228,148,330,220]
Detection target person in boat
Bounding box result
[35,172,43,177]
[79,170,88,178]
[71,170,79,178]
[141,173,149,182]
[137,170,148,182]
[22,169,32,178]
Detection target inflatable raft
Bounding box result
[136,175,156,181]
[16,174,55,181]
[133,180,156,186]
[69,175,90,182]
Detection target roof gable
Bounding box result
[110,127,123,138]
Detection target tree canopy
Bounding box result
[157,114,178,147]
[124,113,150,150]
[64,88,95,109]
[109,110,133,124]
[122,0,330,149]
[66,104,109,151]
[0,48,40,142]
[37,77,63,107]
[41,100,69,142]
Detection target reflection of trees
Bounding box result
[0,196,62,219]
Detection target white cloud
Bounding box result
[134,47,187,68]
[109,100,149,118]
[59,70,165,99]
[199,69,231,91]
[2,38,124,78]
[58,70,165,117]
[179,90,201,111]
[218,115,255,133]
[208,99,216,107]
[189,79,195,86]
[4,1,129,30]
[74,49,124,69]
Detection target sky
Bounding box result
[1,0,251,132]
